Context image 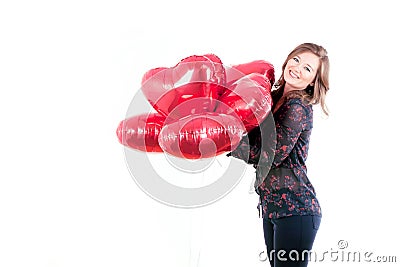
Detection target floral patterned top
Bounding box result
[230,94,322,219]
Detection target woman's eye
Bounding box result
[305,67,311,72]
[293,57,299,62]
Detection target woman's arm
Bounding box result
[254,100,310,186]
[228,124,262,164]
[271,100,310,167]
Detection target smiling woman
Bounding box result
[229,43,330,267]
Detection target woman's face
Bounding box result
[283,51,320,91]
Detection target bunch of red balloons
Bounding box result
[116,54,274,159]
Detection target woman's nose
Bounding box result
[292,65,300,74]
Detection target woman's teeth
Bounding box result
[290,70,299,79]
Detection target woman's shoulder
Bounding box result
[285,97,313,116]
[286,97,312,108]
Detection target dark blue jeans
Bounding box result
[262,215,321,267]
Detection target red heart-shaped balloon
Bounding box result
[225,60,275,87]
[215,73,272,132]
[116,113,166,152]
[141,54,227,118]
[158,112,245,159]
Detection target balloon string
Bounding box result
[188,208,204,266]
[215,158,222,167]
[249,174,256,194]
[188,172,205,267]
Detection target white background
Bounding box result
[1,0,399,266]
